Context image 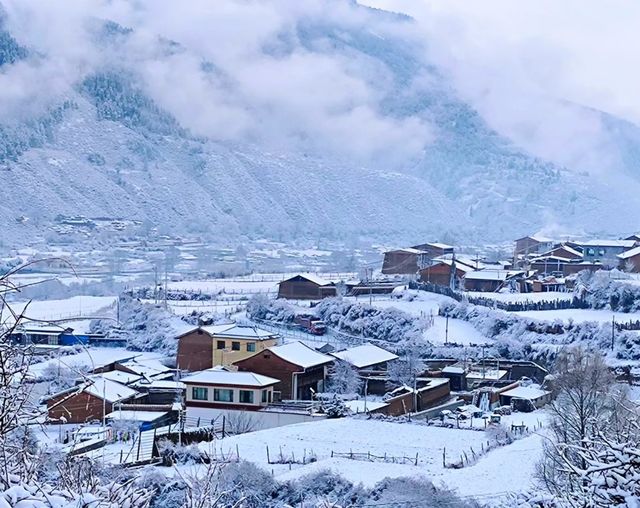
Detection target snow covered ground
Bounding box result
[183,415,546,502]
[512,308,640,324]
[4,295,117,323]
[368,293,491,345]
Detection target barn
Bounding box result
[277,274,337,300]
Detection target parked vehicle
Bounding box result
[294,315,327,335]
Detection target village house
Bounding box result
[45,376,140,424]
[382,243,455,276]
[277,274,338,299]
[415,243,455,268]
[330,343,399,373]
[462,269,525,292]
[513,235,554,259]
[418,259,475,287]
[499,385,551,412]
[576,239,638,268]
[176,324,279,372]
[10,322,105,346]
[182,369,280,411]
[618,245,640,272]
[539,243,583,261]
[93,356,174,382]
[379,378,451,416]
[381,248,424,275]
[234,341,334,400]
[531,277,565,293]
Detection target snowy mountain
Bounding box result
[0,1,638,247]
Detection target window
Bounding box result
[192,387,208,401]
[261,390,268,403]
[217,340,226,350]
[231,341,241,351]
[239,390,254,404]
[587,248,596,256]
[214,389,233,402]
[247,342,256,352]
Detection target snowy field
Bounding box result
[4,295,117,323]
[179,415,547,502]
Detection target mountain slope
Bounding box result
[0,3,638,247]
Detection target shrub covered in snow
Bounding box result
[315,297,431,345]
[91,295,192,355]
[246,294,295,323]
[575,270,640,312]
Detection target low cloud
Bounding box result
[0,0,433,165]
[362,0,640,176]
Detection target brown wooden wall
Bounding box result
[234,351,297,399]
[47,391,114,424]
[177,331,214,371]
[278,279,336,300]
[382,251,419,275]
[418,382,450,409]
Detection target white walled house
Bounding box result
[182,369,280,411]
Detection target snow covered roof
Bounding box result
[466,369,508,381]
[201,324,278,340]
[344,400,388,413]
[618,245,640,259]
[99,370,143,385]
[331,343,399,368]
[442,365,465,374]
[548,244,583,258]
[181,369,280,387]
[463,270,524,281]
[429,257,477,273]
[531,255,572,263]
[281,273,334,286]
[84,376,139,403]
[119,358,172,378]
[391,247,425,254]
[133,380,186,390]
[579,239,637,248]
[425,242,454,250]
[501,385,550,400]
[517,235,553,243]
[105,410,168,422]
[269,341,334,368]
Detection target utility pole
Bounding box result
[481,346,485,379]
[164,264,168,310]
[612,315,616,351]
[445,315,449,344]
[368,268,373,306]
[153,266,158,305]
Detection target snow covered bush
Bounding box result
[246,293,295,323]
[315,297,431,345]
[326,359,363,396]
[576,270,640,312]
[92,295,191,355]
[320,395,350,418]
